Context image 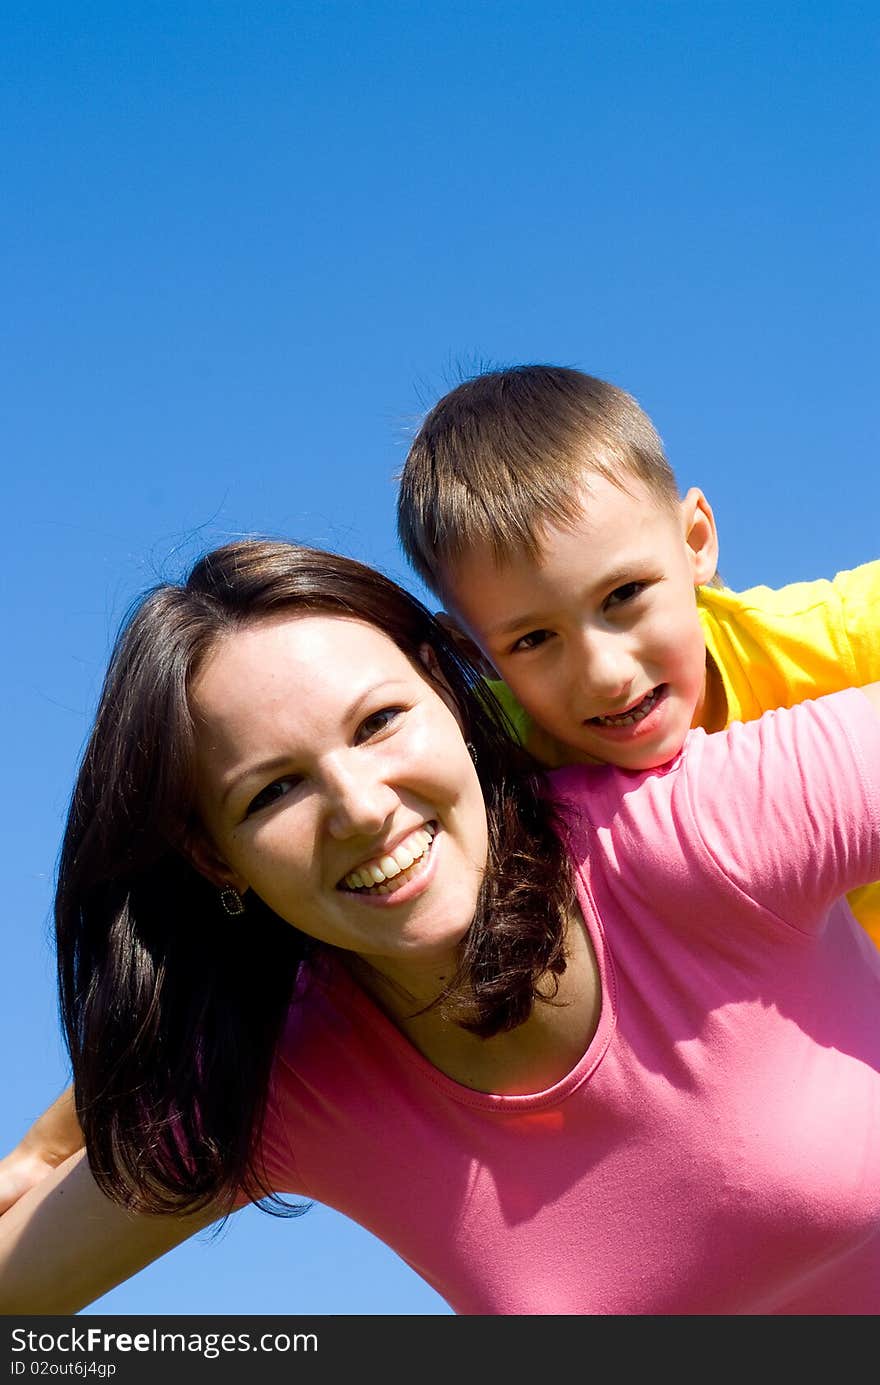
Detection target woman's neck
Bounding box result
[347,907,601,1096]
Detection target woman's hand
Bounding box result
[0,1147,59,1216]
[0,1088,84,1215]
[0,1148,222,1313]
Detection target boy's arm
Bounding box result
[703,560,880,724]
[0,1147,220,1313]
[0,1086,84,1215]
[838,559,880,682]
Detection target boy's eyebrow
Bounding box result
[484,610,550,639]
[482,564,643,639]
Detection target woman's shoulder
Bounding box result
[545,751,681,815]
[548,690,880,931]
[547,688,880,866]
[544,753,687,875]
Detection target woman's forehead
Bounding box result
[191,613,417,718]
[212,610,404,667]
[188,614,436,796]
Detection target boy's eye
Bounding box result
[356,706,403,742]
[246,777,301,817]
[605,581,646,609]
[509,628,554,654]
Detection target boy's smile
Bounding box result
[441,474,719,771]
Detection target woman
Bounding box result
[2,538,880,1315]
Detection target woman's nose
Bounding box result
[324,760,398,840]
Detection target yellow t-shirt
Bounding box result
[489,559,880,946]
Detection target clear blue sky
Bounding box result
[2,0,877,1315]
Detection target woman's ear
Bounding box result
[418,642,468,727]
[418,641,452,693]
[184,829,247,895]
[680,488,720,586]
[433,610,497,677]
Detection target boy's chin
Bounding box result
[525,709,693,773]
[570,690,697,772]
[572,723,692,772]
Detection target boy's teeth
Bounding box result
[593,688,659,727]
[343,825,435,891]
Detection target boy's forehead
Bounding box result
[440,475,677,591]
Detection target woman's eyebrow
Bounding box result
[220,753,295,809]
[218,676,414,807]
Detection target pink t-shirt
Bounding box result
[254,689,880,1314]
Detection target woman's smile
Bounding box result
[340,821,437,898]
[190,614,488,975]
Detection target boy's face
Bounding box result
[441,474,718,771]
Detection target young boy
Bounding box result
[396,363,880,946]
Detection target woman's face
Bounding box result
[190,613,489,992]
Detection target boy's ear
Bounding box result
[433,610,497,678]
[680,488,719,586]
[185,829,248,896]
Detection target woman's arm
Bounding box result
[0,1087,84,1215]
[0,1148,221,1313]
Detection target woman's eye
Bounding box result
[606,581,646,609]
[357,707,403,742]
[246,778,299,817]
[510,628,553,654]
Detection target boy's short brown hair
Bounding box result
[396,364,680,597]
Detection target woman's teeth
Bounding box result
[342,824,436,895]
[591,687,661,728]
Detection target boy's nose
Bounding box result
[324,760,398,841]
[576,630,636,703]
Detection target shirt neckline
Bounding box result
[316,856,617,1113]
